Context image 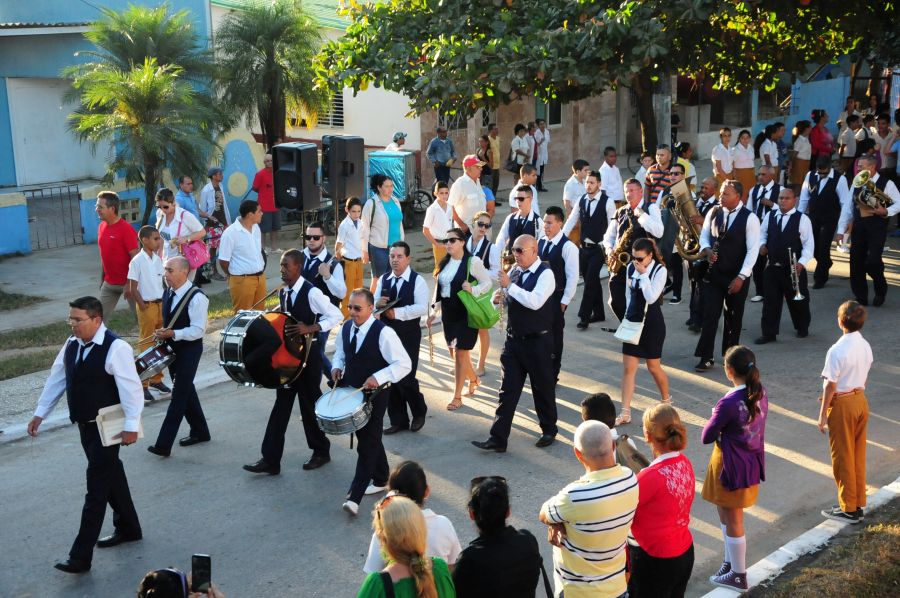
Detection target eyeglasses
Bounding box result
[94,203,108,210]
[348,304,366,312]
[476,222,492,229]
[304,235,323,241]
[512,247,528,254]
[470,475,507,490]
[515,196,528,202]
[66,316,94,325]
[443,238,462,244]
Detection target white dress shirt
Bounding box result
[562,175,586,209]
[495,211,544,250]
[749,181,778,216]
[336,216,365,260]
[599,161,625,202]
[331,315,412,385]
[760,138,778,167]
[838,127,857,158]
[602,200,665,253]
[698,203,761,279]
[168,281,209,342]
[626,260,668,310]
[635,166,648,189]
[374,266,429,321]
[732,143,756,169]
[423,200,454,240]
[127,249,164,301]
[303,248,347,300]
[837,173,900,233]
[759,208,815,267]
[435,257,492,317]
[821,331,873,392]
[199,181,232,224]
[466,236,501,280]
[562,192,617,238]
[711,143,734,174]
[798,169,852,215]
[535,128,550,166]
[35,324,144,431]
[510,134,529,166]
[507,181,540,213]
[793,135,812,160]
[540,231,579,306]
[448,174,486,227]
[505,260,556,311]
[282,276,343,332]
[218,220,264,274]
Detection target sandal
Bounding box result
[466,377,481,397]
[446,397,463,411]
[475,366,486,378]
[662,396,674,405]
[615,408,632,426]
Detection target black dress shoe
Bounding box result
[243,459,280,475]
[688,324,702,333]
[535,434,556,448]
[179,435,210,447]
[302,454,330,470]
[754,335,776,345]
[576,319,589,330]
[410,415,426,432]
[812,281,826,289]
[471,438,506,453]
[796,329,809,338]
[589,315,605,323]
[97,531,142,548]
[694,358,715,372]
[55,559,91,574]
[384,424,409,435]
[873,295,885,307]
[147,445,170,457]
[855,297,869,306]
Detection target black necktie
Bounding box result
[284,288,293,310]
[542,242,552,259]
[349,326,359,354]
[389,277,399,300]
[163,290,173,318]
[76,341,94,368]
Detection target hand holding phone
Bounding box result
[191,554,211,593]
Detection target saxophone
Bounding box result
[608,211,635,275]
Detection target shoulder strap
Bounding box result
[164,286,200,330]
[379,572,396,598]
[539,559,554,598]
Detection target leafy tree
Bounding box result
[216,0,331,150]
[317,0,897,150]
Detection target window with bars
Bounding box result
[438,110,468,132]
[481,108,495,128]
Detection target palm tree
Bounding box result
[215,0,330,149]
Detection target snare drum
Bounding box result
[218,310,311,388]
[314,386,371,435]
[134,343,175,381]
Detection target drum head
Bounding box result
[315,387,365,418]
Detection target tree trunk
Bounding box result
[866,60,881,101]
[632,69,658,152]
[849,54,865,98]
[141,161,158,226]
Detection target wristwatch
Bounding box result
[737,274,747,281]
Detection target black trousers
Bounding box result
[849,218,888,302]
[687,261,709,326]
[348,391,389,504]
[537,164,546,190]
[578,245,606,321]
[434,165,450,184]
[488,333,557,446]
[751,253,767,296]
[761,264,810,337]
[155,342,209,451]
[70,423,141,563]
[551,295,565,380]
[694,270,750,360]
[627,543,694,598]
[810,214,839,285]
[608,269,627,322]
[669,251,684,298]
[387,331,427,427]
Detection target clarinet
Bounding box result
[703,207,727,284]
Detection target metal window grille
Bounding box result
[438,110,468,132]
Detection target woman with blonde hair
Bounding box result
[357,495,456,598]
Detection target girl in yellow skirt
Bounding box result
[701,345,768,591]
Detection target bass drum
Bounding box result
[218,310,311,388]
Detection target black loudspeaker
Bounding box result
[321,135,365,203]
[272,142,319,210]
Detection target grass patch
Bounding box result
[0,289,48,312]
[0,348,61,381]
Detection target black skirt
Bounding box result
[622,303,665,359]
[440,293,478,351]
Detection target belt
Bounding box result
[146,299,163,304]
[342,257,362,262]
[76,420,96,427]
[834,387,864,398]
[507,329,549,340]
[231,271,264,277]
[582,240,599,247]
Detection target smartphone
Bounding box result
[191,554,211,593]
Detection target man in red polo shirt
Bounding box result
[252,153,280,253]
[96,191,139,323]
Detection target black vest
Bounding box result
[303,251,341,306]
[507,263,555,335]
[64,330,121,423]
[766,211,802,266]
[710,206,752,279]
[163,285,205,348]
[281,280,317,326]
[506,212,540,250]
[579,192,609,243]
[379,270,422,342]
[806,172,841,220]
[750,183,780,220]
[538,236,569,297]
[853,173,890,226]
[615,201,651,248]
[470,237,492,270]
[435,257,474,303]
[696,197,717,217]
[624,262,664,321]
[340,319,389,388]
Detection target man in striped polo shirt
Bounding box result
[539,420,638,598]
[644,144,674,205]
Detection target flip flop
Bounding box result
[446,398,463,411]
[615,408,632,426]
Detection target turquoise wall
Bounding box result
[0,79,15,187]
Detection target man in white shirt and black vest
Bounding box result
[495,185,544,252]
[686,178,719,332]
[148,256,211,456]
[603,179,664,322]
[799,156,852,289]
[539,207,579,382]
[303,222,347,383]
[564,170,616,329]
[694,180,761,372]
[244,249,343,475]
[756,188,814,344]
[29,296,143,573]
[836,155,900,307]
[747,166,780,302]
[472,234,558,453]
[376,241,430,434]
[332,289,411,516]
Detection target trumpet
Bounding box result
[498,249,517,331]
[789,250,804,302]
[852,170,894,211]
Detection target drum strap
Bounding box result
[163,287,200,329]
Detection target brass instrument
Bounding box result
[663,180,704,261]
[852,170,894,211]
[608,210,635,275]
[498,249,517,331]
[788,250,804,301]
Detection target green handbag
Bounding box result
[456,257,500,329]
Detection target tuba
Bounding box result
[663,180,705,261]
[852,170,894,210]
[609,211,635,275]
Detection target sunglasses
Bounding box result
[515,196,528,202]
[156,203,172,210]
[443,238,462,244]
[304,235,323,241]
[470,475,507,490]
[348,304,366,312]
[631,253,650,262]
[476,222,492,229]
[512,247,528,254]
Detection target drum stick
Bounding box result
[250,284,284,311]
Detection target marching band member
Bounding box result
[467,211,500,377]
[539,206,579,382]
[755,188,814,344]
[603,179,664,322]
[243,249,343,475]
[747,166,780,302]
[302,222,347,383]
[656,164,689,304]
[495,185,544,252]
[332,289,412,516]
[798,156,852,288]
[687,178,719,332]
[694,181,760,372]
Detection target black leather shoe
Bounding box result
[535,434,556,448]
[694,358,714,372]
[54,559,91,574]
[855,297,869,306]
[384,424,409,435]
[688,324,702,333]
[302,454,330,470]
[147,445,170,457]
[410,416,426,432]
[97,531,142,548]
[243,459,280,475]
[471,438,506,453]
[179,435,210,447]
[796,329,809,338]
[754,335,776,345]
[873,295,885,307]
[812,281,826,289]
[576,319,589,330]
[589,315,605,323]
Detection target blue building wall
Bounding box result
[0,203,30,255]
[0,79,15,187]
[754,76,848,145]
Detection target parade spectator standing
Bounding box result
[155,188,206,281]
[562,159,590,246]
[386,131,407,152]
[838,116,861,174]
[424,181,454,273]
[635,152,653,192]
[426,125,457,184]
[509,123,530,186]
[676,142,697,192]
[526,122,537,170]
[599,148,624,205]
[790,121,812,188]
[809,110,834,173]
[199,166,231,281]
[487,123,501,195]
[448,155,487,235]
[218,200,266,313]
[96,191,139,324]
[252,154,281,253]
[818,301,874,524]
[644,144,674,205]
[476,134,494,188]
[174,175,200,220]
[539,420,638,598]
[534,119,550,191]
[362,174,405,283]
[872,113,897,181]
[732,130,757,201]
[335,197,366,318]
[701,346,768,591]
[711,128,734,189]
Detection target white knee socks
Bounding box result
[720,524,731,564]
[725,535,747,574]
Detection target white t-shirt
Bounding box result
[448,174,486,228]
[635,166,648,189]
[838,127,857,158]
[217,220,264,275]
[793,135,812,160]
[821,331,873,392]
[156,207,204,260]
[423,200,454,240]
[127,250,164,301]
[510,135,529,165]
[336,216,364,260]
[711,143,733,174]
[563,175,586,209]
[363,508,462,573]
[732,143,756,169]
[760,138,778,167]
[599,161,624,202]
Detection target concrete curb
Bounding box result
[700,474,900,596]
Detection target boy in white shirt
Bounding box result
[423,181,454,274]
[563,159,590,245]
[635,152,653,193]
[335,196,366,318]
[125,225,170,402]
